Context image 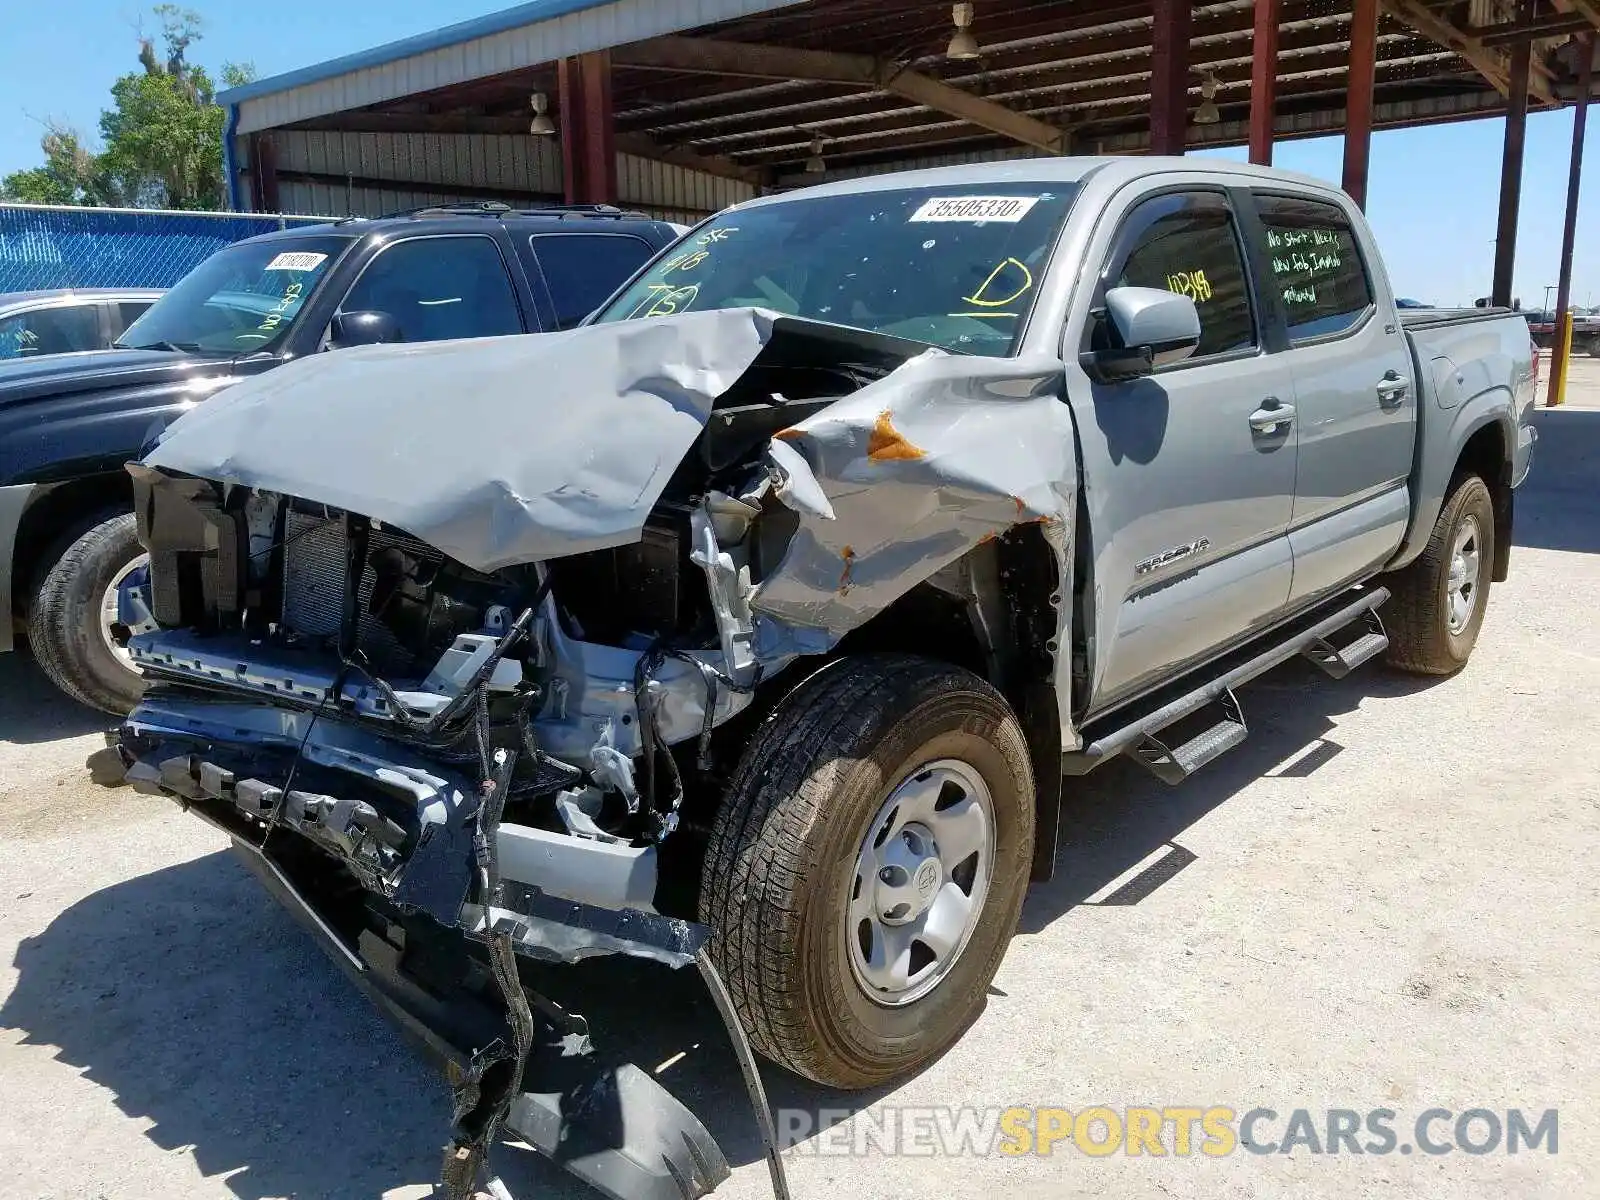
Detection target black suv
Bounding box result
[0,204,684,712]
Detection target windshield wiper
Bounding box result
[116,339,205,353]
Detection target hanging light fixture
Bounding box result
[529,92,556,136]
[1194,73,1221,125]
[805,134,827,174]
[947,2,981,61]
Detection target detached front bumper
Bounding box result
[91,698,787,1200]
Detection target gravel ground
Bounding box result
[2,365,1597,1200]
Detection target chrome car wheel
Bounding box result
[1446,515,1482,635]
[847,758,994,1007]
[99,552,155,668]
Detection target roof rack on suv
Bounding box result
[359,201,656,222]
[513,203,652,220]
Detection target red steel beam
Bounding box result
[560,50,618,205]
[1491,0,1533,307]
[1250,0,1282,163]
[1343,0,1380,207]
[1150,0,1193,153]
[1549,34,1593,400]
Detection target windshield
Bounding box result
[117,235,352,355]
[594,183,1079,354]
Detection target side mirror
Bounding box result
[1081,286,1202,382]
[329,310,402,349]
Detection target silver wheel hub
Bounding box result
[847,759,994,1007]
[1446,515,1482,635]
[100,553,156,670]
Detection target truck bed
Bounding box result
[1394,305,1536,572]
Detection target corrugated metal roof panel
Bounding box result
[233,0,805,134]
[272,129,565,193]
[268,130,746,216]
[615,152,754,213]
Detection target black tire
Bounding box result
[700,654,1035,1089]
[28,510,147,714]
[1382,475,1494,675]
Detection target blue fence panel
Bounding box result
[0,204,328,294]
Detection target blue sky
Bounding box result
[4,0,1598,306]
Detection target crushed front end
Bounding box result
[90,307,1078,1198]
[88,313,896,1199]
[96,469,792,1198]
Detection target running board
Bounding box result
[1063,586,1390,781]
[1301,608,1389,679]
[1131,687,1247,784]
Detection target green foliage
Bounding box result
[0,6,257,211]
[1,128,120,205]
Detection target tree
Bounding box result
[0,6,255,210]
[0,126,118,206]
[98,6,256,209]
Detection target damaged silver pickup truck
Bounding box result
[92,158,1534,1199]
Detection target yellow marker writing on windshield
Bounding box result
[664,250,710,274]
[629,283,700,318]
[963,257,1034,308]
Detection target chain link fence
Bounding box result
[0,204,327,294]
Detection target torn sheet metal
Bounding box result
[750,348,1077,651]
[142,308,784,573]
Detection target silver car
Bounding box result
[0,288,164,360]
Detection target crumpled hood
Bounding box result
[141,309,783,572]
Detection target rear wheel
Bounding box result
[1383,475,1494,675]
[700,655,1035,1088]
[28,511,150,714]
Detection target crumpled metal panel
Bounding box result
[142,307,782,573]
[749,348,1077,653]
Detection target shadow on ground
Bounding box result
[0,843,882,1199]
[0,647,108,744]
[1519,407,1600,555]
[1021,658,1439,932]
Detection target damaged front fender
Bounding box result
[747,350,1079,740]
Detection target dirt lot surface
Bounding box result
[2,359,1597,1199]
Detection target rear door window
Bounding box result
[531,234,657,329]
[0,303,101,359]
[340,235,523,343]
[1255,195,1375,341]
[115,300,155,335]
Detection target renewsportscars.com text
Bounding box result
[776,1106,1559,1158]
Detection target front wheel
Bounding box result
[1382,475,1494,675]
[28,511,150,714]
[700,655,1035,1089]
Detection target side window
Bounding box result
[531,234,656,330]
[116,300,155,335]
[1255,194,1374,341]
[0,304,101,359]
[1107,191,1256,360]
[340,236,522,343]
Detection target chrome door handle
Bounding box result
[1376,370,1410,404]
[1249,398,1295,433]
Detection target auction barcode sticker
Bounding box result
[265,251,329,272]
[908,195,1041,223]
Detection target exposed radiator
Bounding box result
[280,511,436,673]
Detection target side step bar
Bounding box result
[1131,687,1247,785]
[1300,607,1389,679]
[1063,586,1390,783]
